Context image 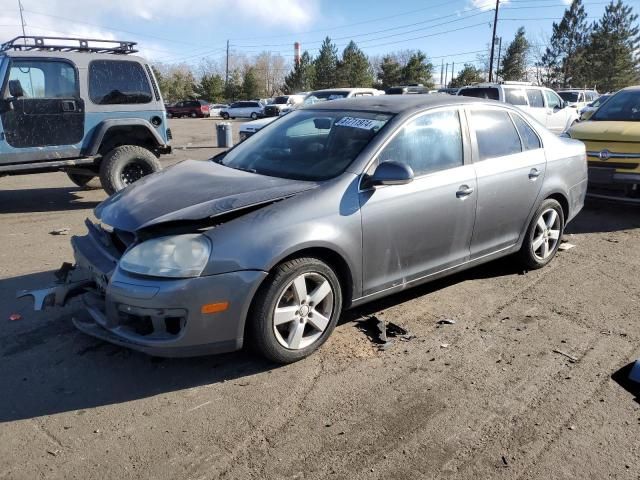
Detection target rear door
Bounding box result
[543,89,569,133]
[0,58,84,150]
[467,107,545,258]
[524,88,547,125]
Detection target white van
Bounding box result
[457,82,579,134]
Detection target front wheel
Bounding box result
[99,145,161,195]
[519,199,564,269]
[221,112,229,120]
[250,112,258,120]
[248,257,343,364]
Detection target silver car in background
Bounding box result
[24,96,588,363]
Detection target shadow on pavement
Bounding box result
[0,187,102,214]
[611,362,640,405]
[566,199,640,235]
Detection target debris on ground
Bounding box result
[356,316,414,350]
[50,228,70,236]
[629,360,640,384]
[553,349,578,363]
[437,318,456,325]
[8,313,22,321]
[558,242,576,251]
[440,343,450,349]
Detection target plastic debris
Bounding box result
[357,316,413,350]
[9,313,22,321]
[553,349,578,363]
[440,343,450,348]
[437,318,456,325]
[558,242,576,251]
[50,228,70,235]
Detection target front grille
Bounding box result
[588,161,639,170]
[116,305,187,338]
[166,128,173,140]
[264,106,279,117]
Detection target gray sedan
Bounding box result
[23,96,588,363]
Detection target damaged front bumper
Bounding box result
[19,220,267,357]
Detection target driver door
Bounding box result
[0,58,84,151]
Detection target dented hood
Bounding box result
[95,160,317,232]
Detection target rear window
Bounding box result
[458,88,499,101]
[471,109,522,160]
[505,89,528,106]
[89,60,152,105]
[526,89,545,108]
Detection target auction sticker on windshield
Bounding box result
[336,117,384,130]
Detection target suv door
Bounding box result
[543,89,569,133]
[359,108,477,295]
[0,58,84,151]
[467,107,545,257]
[524,88,547,125]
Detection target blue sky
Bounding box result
[0,0,634,76]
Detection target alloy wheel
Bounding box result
[120,162,153,186]
[273,272,334,350]
[532,208,561,260]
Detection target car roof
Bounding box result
[2,50,146,64]
[301,94,494,114]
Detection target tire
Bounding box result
[190,111,197,118]
[518,198,565,270]
[67,171,100,189]
[250,112,258,120]
[221,112,229,120]
[248,257,343,364]
[99,145,161,195]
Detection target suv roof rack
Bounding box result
[1,36,138,54]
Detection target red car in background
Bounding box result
[166,100,210,118]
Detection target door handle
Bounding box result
[61,100,77,112]
[456,185,474,199]
[529,168,541,180]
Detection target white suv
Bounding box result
[220,101,264,120]
[557,89,599,111]
[457,82,579,134]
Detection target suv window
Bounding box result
[458,87,499,100]
[249,102,260,107]
[8,59,77,98]
[471,109,521,160]
[89,60,152,105]
[526,89,544,108]
[504,88,528,106]
[511,114,541,151]
[378,109,463,177]
[544,90,563,109]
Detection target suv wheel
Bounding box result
[67,171,99,189]
[248,257,342,364]
[99,145,161,195]
[190,111,197,118]
[221,112,230,120]
[250,112,258,120]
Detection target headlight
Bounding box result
[120,234,211,278]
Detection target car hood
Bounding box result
[570,121,640,142]
[95,160,317,232]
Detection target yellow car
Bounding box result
[568,86,640,202]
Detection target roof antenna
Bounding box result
[17,0,27,43]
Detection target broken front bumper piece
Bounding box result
[17,263,94,310]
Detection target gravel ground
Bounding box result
[1,118,639,480]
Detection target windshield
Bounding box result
[592,90,640,121]
[458,88,499,100]
[216,109,392,181]
[559,92,580,102]
[273,96,288,104]
[591,95,610,107]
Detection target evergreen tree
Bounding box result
[450,64,484,88]
[584,0,640,92]
[540,0,590,87]
[196,73,225,102]
[225,69,243,101]
[283,51,316,93]
[242,67,260,99]
[313,37,339,89]
[377,55,403,89]
[336,41,373,87]
[498,27,530,81]
[400,51,434,87]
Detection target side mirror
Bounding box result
[8,80,24,98]
[369,161,414,187]
[581,109,595,121]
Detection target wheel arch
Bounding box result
[84,119,167,157]
[545,191,570,222]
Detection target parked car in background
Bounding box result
[579,94,611,120]
[166,99,210,118]
[438,87,460,95]
[558,89,599,111]
[458,82,579,134]
[0,36,170,195]
[386,85,430,94]
[279,88,383,115]
[25,95,587,364]
[263,95,306,117]
[239,116,277,142]
[208,104,229,117]
[220,101,264,120]
[567,86,640,203]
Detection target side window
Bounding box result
[471,109,522,160]
[8,60,77,99]
[544,90,562,109]
[378,109,463,177]
[526,89,545,108]
[504,88,528,106]
[511,114,541,151]
[89,60,152,105]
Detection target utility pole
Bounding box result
[495,36,503,82]
[440,59,444,88]
[17,0,27,39]
[451,62,455,85]
[444,63,449,88]
[225,40,230,87]
[488,0,500,82]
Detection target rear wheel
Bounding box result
[519,198,564,269]
[248,257,342,364]
[99,145,161,195]
[221,112,230,120]
[250,112,258,120]
[190,111,197,118]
